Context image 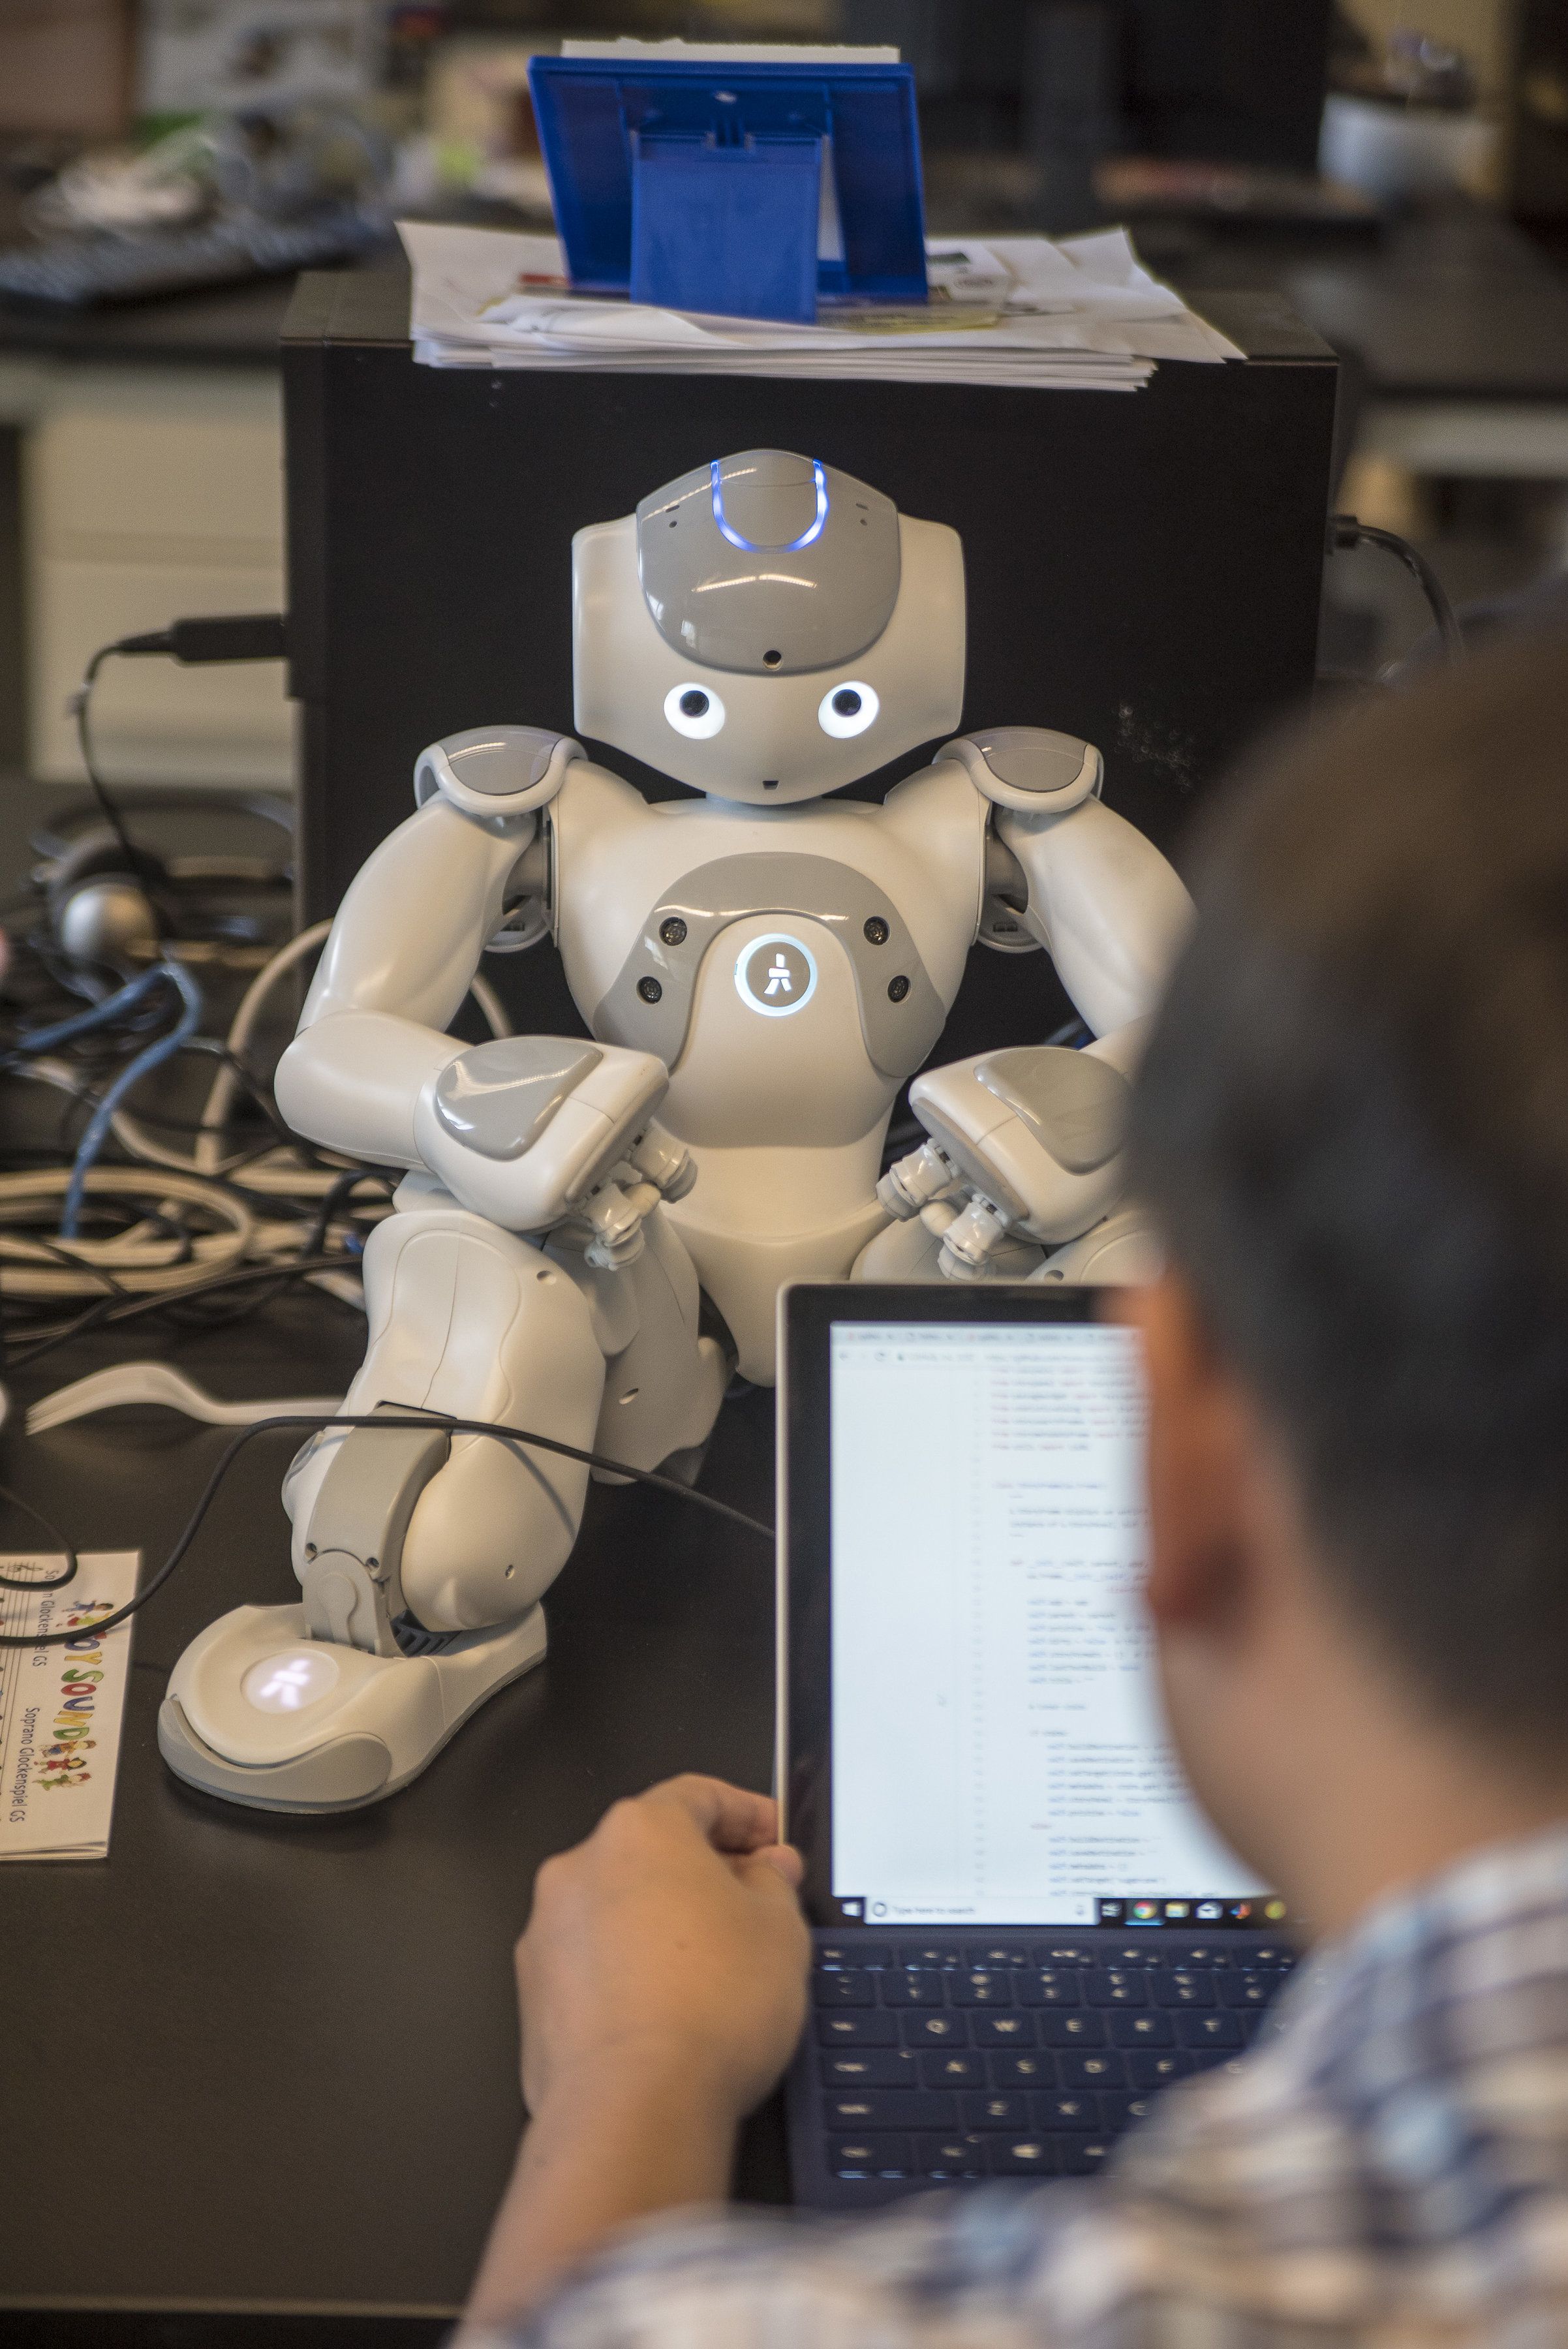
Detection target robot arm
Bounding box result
[880,729,1191,1277]
[275,728,691,1244]
[275,794,535,1166]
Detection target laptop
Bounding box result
[778,1281,1296,2211]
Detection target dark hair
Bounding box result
[1128,632,1568,1757]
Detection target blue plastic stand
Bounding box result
[632,138,822,324]
[529,55,927,324]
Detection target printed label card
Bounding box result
[0,1552,140,1860]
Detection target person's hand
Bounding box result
[515,1774,810,2130]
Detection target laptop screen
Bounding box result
[825,1317,1268,1930]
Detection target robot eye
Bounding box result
[818,681,880,739]
[664,683,726,739]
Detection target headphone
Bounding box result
[27,793,295,976]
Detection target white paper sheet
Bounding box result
[0,1552,140,1861]
[400,221,1241,391]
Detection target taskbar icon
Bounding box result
[1098,1895,1289,1929]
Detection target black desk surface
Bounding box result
[1162,200,1568,403]
[0,1284,782,2341]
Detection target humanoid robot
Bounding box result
[158,448,1190,1813]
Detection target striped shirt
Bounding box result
[474,1824,1568,2349]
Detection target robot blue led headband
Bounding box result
[711,458,828,553]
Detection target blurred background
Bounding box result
[0,0,1564,812]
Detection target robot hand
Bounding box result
[878,1042,1131,1281]
[409,1035,691,1264]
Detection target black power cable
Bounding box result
[0,1407,773,1649]
[1328,515,1466,666]
[66,617,291,941]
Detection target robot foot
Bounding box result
[158,1601,547,1815]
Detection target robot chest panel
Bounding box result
[587,848,951,1103]
[661,912,893,1146]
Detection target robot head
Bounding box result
[572,449,966,805]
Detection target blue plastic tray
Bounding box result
[528,55,928,321]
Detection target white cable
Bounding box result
[195,919,331,1174]
[0,1168,254,1298]
[469,972,513,1039]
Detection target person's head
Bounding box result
[1121,634,1568,1917]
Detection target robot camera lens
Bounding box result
[817,681,879,739]
[864,916,890,945]
[665,683,726,738]
[638,976,664,1004]
[660,917,688,947]
[888,974,910,1003]
[763,649,782,667]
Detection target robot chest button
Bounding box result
[733,932,818,1018]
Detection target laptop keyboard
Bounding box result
[812,1937,1295,2182]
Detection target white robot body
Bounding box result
[159,447,1192,1813]
[551,752,986,1375]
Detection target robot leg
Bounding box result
[563,1204,729,1485]
[159,1201,607,1814]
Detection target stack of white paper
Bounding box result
[401,222,1242,393]
[0,1552,139,1861]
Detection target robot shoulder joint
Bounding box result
[940,728,1103,816]
[414,726,583,821]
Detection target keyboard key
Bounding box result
[1015,1970,1082,2007]
[1153,1972,1214,2008]
[826,2091,961,2130]
[820,1944,892,1968]
[1033,2091,1100,2129]
[962,2091,1030,2129]
[1086,1970,1148,2006]
[814,1970,875,2007]
[1250,1946,1293,1967]
[1178,2012,1243,2051]
[830,2134,913,2175]
[1061,2051,1126,2089]
[904,1943,962,1969]
[967,1941,1030,1969]
[1109,2012,1175,2048]
[817,2012,899,2047]
[1099,2091,1160,2128]
[1112,1945,1165,1967]
[900,2012,968,2049]
[1130,2050,1192,2088]
[1058,2134,1112,2176]
[1220,1974,1276,2008]
[880,1969,946,2007]
[1038,2011,1105,2047]
[820,2051,923,2089]
[973,2014,1036,2048]
[990,2051,1056,2089]
[917,2132,985,2177]
[989,2136,1058,2177]
[951,1971,1013,2007]
[919,2050,983,2088]
[1032,1944,1092,1965]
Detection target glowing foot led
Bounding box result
[158,1601,547,1813]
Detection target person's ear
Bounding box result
[1111,1271,1257,1638]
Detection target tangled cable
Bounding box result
[0,906,517,1364]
